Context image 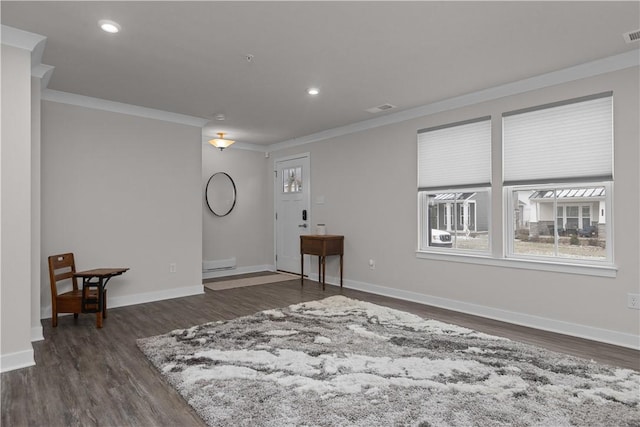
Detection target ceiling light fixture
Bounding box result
[208,132,235,151]
[99,19,121,34]
[307,88,319,96]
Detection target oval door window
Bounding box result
[205,172,237,217]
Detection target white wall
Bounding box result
[1,44,35,371]
[40,101,203,316]
[272,67,640,347]
[202,145,273,275]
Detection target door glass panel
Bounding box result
[282,167,302,193]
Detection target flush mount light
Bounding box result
[307,88,319,96]
[99,19,121,34]
[208,132,235,151]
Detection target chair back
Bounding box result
[48,253,78,297]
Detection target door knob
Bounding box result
[298,224,308,228]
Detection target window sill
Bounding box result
[415,250,617,278]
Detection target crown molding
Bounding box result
[43,89,209,128]
[268,49,640,152]
[2,25,56,87]
[1,24,46,55]
[32,63,55,88]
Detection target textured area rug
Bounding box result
[203,273,296,291]
[137,296,640,426]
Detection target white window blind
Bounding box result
[503,93,613,185]
[417,117,491,190]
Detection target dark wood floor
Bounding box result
[2,276,638,426]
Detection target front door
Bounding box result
[275,154,310,274]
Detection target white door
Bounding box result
[275,154,310,274]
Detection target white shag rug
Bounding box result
[137,296,640,426]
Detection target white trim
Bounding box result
[416,250,617,278]
[1,25,46,53]
[40,285,204,319]
[202,264,275,280]
[268,50,640,152]
[314,274,638,350]
[32,63,55,89]
[31,326,44,342]
[0,348,35,373]
[1,25,56,87]
[42,89,209,128]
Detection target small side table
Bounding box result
[300,235,344,290]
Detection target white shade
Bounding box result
[208,132,235,150]
[503,94,613,185]
[418,117,491,190]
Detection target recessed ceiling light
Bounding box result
[99,19,121,34]
[307,88,319,96]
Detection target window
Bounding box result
[416,92,615,275]
[510,185,608,261]
[503,93,613,264]
[417,117,491,252]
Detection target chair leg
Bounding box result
[52,311,58,327]
[73,313,79,319]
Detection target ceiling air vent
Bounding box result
[623,29,640,44]
[365,103,397,114]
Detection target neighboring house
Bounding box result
[430,192,490,233]
[521,188,606,238]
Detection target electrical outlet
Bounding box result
[369,259,375,270]
[170,263,177,273]
[628,293,640,310]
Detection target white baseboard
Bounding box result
[313,273,640,350]
[107,284,204,309]
[31,325,43,342]
[41,284,205,319]
[0,347,35,373]
[202,264,275,280]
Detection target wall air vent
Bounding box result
[365,103,397,113]
[623,29,640,43]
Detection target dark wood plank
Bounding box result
[2,278,637,426]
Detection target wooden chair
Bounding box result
[48,253,107,327]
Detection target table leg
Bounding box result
[103,289,108,319]
[322,256,326,290]
[340,254,343,288]
[300,254,304,287]
[96,279,104,328]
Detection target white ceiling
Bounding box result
[2,1,639,146]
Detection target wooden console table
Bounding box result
[300,234,344,290]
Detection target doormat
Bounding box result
[203,273,297,291]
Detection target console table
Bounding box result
[300,234,344,290]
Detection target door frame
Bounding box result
[273,152,311,273]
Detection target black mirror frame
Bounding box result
[205,172,237,217]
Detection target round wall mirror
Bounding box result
[205,172,237,217]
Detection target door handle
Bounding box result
[298,224,308,228]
